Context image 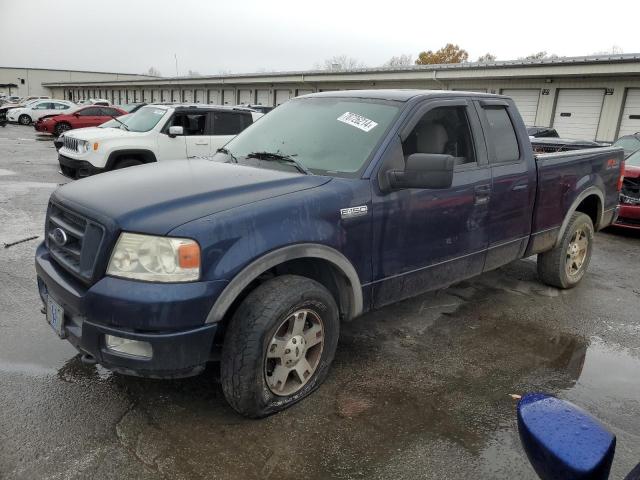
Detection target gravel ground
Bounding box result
[0,124,638,479]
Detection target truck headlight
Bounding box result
[107,232,200,282]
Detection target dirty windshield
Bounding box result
[114,106,167,132]
[222,97,400,176]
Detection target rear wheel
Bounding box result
[113,158,143,170]
[221,275,340,418]
[537,212,594,289]
[18,114,32,125]
[54,122,71,136]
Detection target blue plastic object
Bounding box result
[517,393,616,480]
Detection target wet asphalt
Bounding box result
[0,123,639,479]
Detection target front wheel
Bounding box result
[537,212,594,289]
[54,122,71,136]
[18,114,32,125]
[221,275,340,418]
[113,158,143,170]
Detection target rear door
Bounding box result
[210,111,252,150]
[74,107,103,128]
[552,89,605,140]
[476,99,536,271]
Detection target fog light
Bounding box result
[105,335,152,358]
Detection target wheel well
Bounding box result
[106,150,156,170]
[220,258,354,331]
[574,194,601,229]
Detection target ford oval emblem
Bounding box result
[52,228,68,247]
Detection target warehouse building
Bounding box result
[34,54,640,142]
[0,66,156,98]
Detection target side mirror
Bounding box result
[387,153,454,190]
[517,393,616,480]
[73,112,79,117]
[168,125,184,138]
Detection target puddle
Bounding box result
[11,262,639,479]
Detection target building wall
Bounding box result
[40,61,640,142]
[0,67,154,98]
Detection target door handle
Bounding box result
[474,184,491,205]
[512,184,528,192]
[195,140,209,145]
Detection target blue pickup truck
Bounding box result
[35,90,624,417]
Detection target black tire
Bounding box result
[113,158,143,170]
[221,275,340,418]
[537,212,594,289]
[18,114,32,125]
[54,122,71,136]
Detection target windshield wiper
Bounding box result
[109,115,129,131]
[217,147,238,163]
[246,151,311,175]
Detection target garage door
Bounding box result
[275,89,291,106]
[171,89,180,102]
[552,89,605,140]
[238,89,252,105]
[222,89,235,105]
[208,90,220,104]
[194,89,205,103]
[183,90,193,102]
[618,89,640,138]
[255,89,269,106]
[502,89,540,126]
[296,89,313,97]
[151,89,160,102]
[161,89,170,102]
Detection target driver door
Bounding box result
[371,99,492,307]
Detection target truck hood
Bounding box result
[52,159,332,234]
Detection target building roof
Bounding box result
[41,53,640,87]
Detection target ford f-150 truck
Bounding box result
[35,90,624,418]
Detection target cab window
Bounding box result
[402,106,476,165]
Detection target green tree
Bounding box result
[415,44,469,65]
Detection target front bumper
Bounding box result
[35,122,54,133]
[58,153,104,179]
[35,242,227,378]
[615,204,640,230]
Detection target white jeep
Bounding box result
[57,104,262,178]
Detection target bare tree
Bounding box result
[146,66,161,76]
[477,53,497,63]
[187,69,202,77]
[592,45,624,55]
[319,55,366,71]
[520,51,559,60]
[383,54,413,67]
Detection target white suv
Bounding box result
[57,104,262,178]
[8,99,75,125]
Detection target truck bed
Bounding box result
[527,146,624,255]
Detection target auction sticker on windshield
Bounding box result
[337,112,378,132]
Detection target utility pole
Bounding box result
[174,54,179,77]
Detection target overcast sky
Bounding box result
[2,0,639,76]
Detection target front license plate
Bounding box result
[47,296,65,338]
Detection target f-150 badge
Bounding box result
[340,205,368,219]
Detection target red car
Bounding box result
[34,105,127,136]
[616,149,640,230]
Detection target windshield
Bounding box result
[99,113,131,128]
[614,136,640,157]
[626,149,640,167]
[114,106,167,132]
[120,103,142,113]
[222,97,401,176]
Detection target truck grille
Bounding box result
[46,202,105,282]
[621,177,640,205]
[62,136,80,152]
